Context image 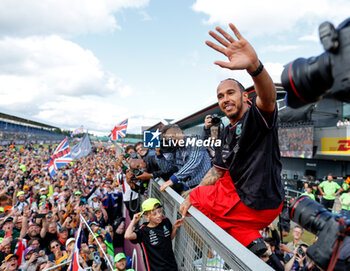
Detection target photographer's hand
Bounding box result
[204,115,212,129]
[136,172,152,181]
[125,170,136,189]
[160,180,173,192]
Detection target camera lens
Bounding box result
[290,195,332,234]
[132,168,140,176]
[289,195,346,269]
[281,53,333,108]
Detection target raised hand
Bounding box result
[206,24,259,72]
[173,217,184,228]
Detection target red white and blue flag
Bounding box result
[71,125,84,137]
[46,138,72,177]
[71,222,84,271]
[14,238,27,266]
[111,119,128,140]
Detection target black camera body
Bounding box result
[282,18,350,108]
[211,114,221,126]
[130,168,145,183]
[130,168,147,194]
[290,196,350,270]
[297,246,306,258]
[132,168,145,177]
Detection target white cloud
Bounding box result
[32,96,162,135]
[299,35,319,43]
[139,10,152,21]
[34,96,129,133]
[0,0,149,37]
[118,85,134,98]
[192,0,350,37]
[0,35,137,133]
[0,35,120,99]
[262,45,300,53]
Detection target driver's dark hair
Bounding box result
[220,78,246,92]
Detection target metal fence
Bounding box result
[149,178,273,271]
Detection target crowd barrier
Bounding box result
[149,178,273,271]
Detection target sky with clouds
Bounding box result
[0,0,349,135]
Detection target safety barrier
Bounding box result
[149,178,273,271]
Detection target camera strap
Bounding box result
[327,219,348,271]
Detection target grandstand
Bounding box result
[0,112,65,145]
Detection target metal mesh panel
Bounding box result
[148,178,273,271]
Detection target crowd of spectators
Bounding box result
[278,127,313,159]
[0,143,133,271]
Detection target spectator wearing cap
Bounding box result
[1,254,18,271]
[125,198,184,271]
[93,205,108,228]
[0,217,20,239]
[114,252,135,271]
[19,246,48,271]
[23,185,31,198]
[65,237,75,262]
[88,194,100,209]
[57,227,69,249]
[23,222,43,246]
[12,191,29,213]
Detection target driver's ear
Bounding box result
[242,91,248,102]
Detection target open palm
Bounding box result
[206,23,258,71]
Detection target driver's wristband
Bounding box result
[248,60,264,77]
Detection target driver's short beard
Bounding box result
[227,96,243,121]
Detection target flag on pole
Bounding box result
[111,119,128,140]
[14,239,26,266]
[71,222,85,271]
[71,126,84,137]
[70,133,92,160]
[45,138,72,177]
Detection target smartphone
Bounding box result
[35,213,46,219]
[93,251,101,265]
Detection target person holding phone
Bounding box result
[284,244,311,271]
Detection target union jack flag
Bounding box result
[71,221,85,271]
[111,119,128,140]
[46,138,72,177]
[71,125,84,137]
